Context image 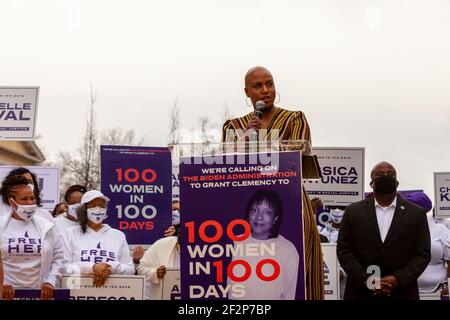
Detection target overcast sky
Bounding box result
[1,0,449,198]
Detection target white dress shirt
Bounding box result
[375,197,397,242]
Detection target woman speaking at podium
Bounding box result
[221,66,324,300]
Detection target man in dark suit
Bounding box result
[337,161,430,299]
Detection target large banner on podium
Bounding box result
[100,145,172,245]
[180,151,306,300]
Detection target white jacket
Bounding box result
[0,213,65,287]
[137,236,178,300]
[63,224,134,275]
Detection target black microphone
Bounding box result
[250,100,265,142]
[254,100,265,119]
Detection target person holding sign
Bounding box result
[221,66,324,299]
[227,190,299,300]
[337,162,431,299]
[0,175,64,300]
[137,225,180,300]
[62,190,134,287]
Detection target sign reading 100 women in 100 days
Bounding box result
[0,87,39,140]
[100,145,172,245]
[180,151,306,300]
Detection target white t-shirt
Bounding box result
[63,224,134,275]
[418,217,449,293]
[1,218,42,288]
[54,213,79,236]
[227,234,300,300]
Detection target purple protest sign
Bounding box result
[180,151,306,300]
[14,289,71,300]
[100,145,172,245]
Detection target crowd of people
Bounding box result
[0,160,189,301]
[0,66,448,300]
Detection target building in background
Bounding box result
[0,141,45,166]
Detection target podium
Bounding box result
[170,141,321,300]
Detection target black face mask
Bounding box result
[372,175,397,195]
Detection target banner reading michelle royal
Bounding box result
[180,151,306,300]
[100,146,172,245]
[0,87,39,140]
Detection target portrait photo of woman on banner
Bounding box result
[227,189,300,300]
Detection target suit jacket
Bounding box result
[337,195,431,300]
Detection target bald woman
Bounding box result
[222,66,324,300]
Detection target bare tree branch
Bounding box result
[101,127,147,146]
[222,103,232,124]
[168,98,180,145]
[57,88,147,196]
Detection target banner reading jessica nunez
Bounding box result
[179,151,306,300]
[303,147,365,207]
[100,145,172,245]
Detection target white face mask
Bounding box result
[87,207,107,224]
[330,209,344,224]
[172,210,180,225]
[12,199,37,221]
[67,203,80,219]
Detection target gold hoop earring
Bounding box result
[275,92,281,104]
